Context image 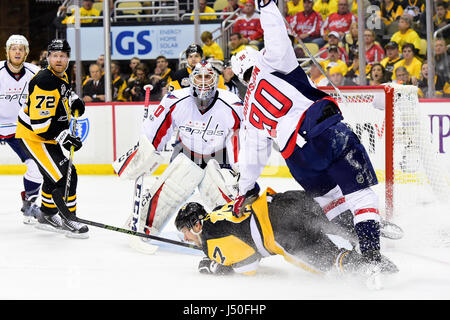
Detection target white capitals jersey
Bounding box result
[238,1,330,194]
[0,61,40,137]
[142,87,244,168]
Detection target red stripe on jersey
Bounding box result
[280,111,305,159]
[145,183,165,234]
[355,208,379,216]
[152,106,175,149]
[117,148,138,176]
[322,197,346,213]
[231,110,241,163]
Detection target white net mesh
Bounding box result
[323,84,450,216]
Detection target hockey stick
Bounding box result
[51,188,201,250]
[64,109,79,202]
[128,84,154,232]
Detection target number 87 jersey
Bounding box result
[237,0,342,195]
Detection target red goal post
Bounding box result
[320,84,449,219]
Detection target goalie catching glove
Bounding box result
[56,129,82,151]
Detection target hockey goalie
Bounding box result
[113,61,244,236]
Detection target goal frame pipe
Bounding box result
[318,85,394,219]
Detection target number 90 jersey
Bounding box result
[16,67,72,143]
[142,87,244,168]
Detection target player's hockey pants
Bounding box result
[18,139,77,216]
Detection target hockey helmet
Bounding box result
[189,60,219,111]
[175,202,207,232]
[6,35,29,54]
[185,43,203,58]
[47,39,71,56]
[230,46,260,85]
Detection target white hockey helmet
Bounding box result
[6,35,30,60]
[189,61,219,111]
[230,46,260,85]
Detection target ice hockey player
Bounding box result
[113,61,244,236]
[231,0,389,271]
[0,35,43,224]
[15,39,88,238]
[175,188,398,288]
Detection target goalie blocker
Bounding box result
[113,136,239,235]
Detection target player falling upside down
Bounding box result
[0,35,43,224]
[175,188,398,282]
[15,39,88,238]
[230,0,388,269]
[113,61,244,236]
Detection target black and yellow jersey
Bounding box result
[16,67,72,143]
[200,188,331,275]
[168,66,227,92]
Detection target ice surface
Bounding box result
[1,175,450,300]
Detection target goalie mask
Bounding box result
[175,202,207,232]
[230,46,260,86]
[189,61,219,111]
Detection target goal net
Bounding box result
[321,84,450,218]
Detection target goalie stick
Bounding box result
[129,84,154,232]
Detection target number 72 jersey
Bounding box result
[16,67,72,143]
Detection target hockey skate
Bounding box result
[20,191,41,225]
[61,218,89,239]
[35,213,65,233]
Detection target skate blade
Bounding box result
[23,217,37,225]
[35,224,65,234]
[65,231,89,239]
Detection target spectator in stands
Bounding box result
[393,66,412,84]
[327,64,356,86]
[342,21,358,64]
[232,0,264,49]
[364,29,385,65]
[191,0,218,20]
[320,45,348,75]
[111,61,127,102]
[313,0,338,21]
[148,55,175,101]
[285,0,304,16]
[309,62,329,86]
[368,63,389,85]
[222,61,247,99]
[83,63,105,103]
[123,63,151,102]
[402,0,425,22]
[56,0,101,25]
[201,31,225,61]
[318,31,348,63]
[417,60,446,98]
[434,1,449,31]
[392,42,422,83]
[287,0,324,47]
[127,56,141,84]
[390,14,422,52]
[435,38,450,83]
[69,63,86,94]
[96,54,105,73]
[229,32,258,55]
[321,0,357,40]
[378,0,404,33]
[168,44,203,91]
[380,41,403,81]
[344,52,362,84]
[223,0,243,13]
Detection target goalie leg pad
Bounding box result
[113,135,163,180]
[139,153,204,235]
[198,159,239,210]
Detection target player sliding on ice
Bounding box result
[230,0,395,276]
[113,61,244,237]
[174,188,398,288]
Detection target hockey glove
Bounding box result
[69,92,85,117]
[232,183,260,218]
[198,257,234,275]
[56,129,82,152]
